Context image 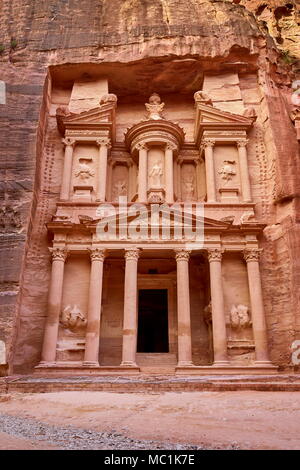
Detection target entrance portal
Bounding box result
[137,289,169,353]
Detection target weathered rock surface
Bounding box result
[0,0,299,372]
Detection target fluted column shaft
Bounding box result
[41,248,68,363]
[175,249,193,366]
[208,249,229,365]
[244,249,271,364]
[203,140,216,202]
[83,249,106,366]
[60,138,75,200]
[121,248,140,367]
[96,138,111,202]
[165,144,175,204]
[137,144,148,203]
[238,140,252,203]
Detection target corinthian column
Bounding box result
[207,249,229,365]
[121,248,140,367]
[96,138,111,202]
[237,140,252,203]
[40,247,68,364]
[165,143,176,204]
[83,248,106,366]
[202,140,216,203]
[175,249,193,366]
[244,249,271,364]
[137,143,148,203]
[60,138,75,200]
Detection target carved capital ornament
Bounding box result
[207,248,223,262]
[244,248,262,262]
[89,248,106,261]
[174,249,191,262]
[124,248,140,261]
[50,247,68,262]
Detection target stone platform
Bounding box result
[1,374,300,394]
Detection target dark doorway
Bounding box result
[137,289,169,353]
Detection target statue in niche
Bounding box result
[113,179,127,201]
[230,305,251,330]
[75,158,95,182]
[182,173,196,200]
[149,161,163,188]
[61,305,87,333]
[145,93,165,120]
[218,160,237,184]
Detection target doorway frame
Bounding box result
[137,274,177,354]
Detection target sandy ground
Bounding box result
[0,391,300,450]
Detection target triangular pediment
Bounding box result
[57,103,116,136]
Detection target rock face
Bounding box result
[0,0,299,373]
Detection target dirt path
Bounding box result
[0,391,299,450]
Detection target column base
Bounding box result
[177,361,194,367]
[120,361,138,368]
[36,361,57,368]
[82,361,100,367]
[254,360,277,368]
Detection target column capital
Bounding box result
[124,247,140,261]
[237,139,249,148]
[174,249,191,262]
[136,142,148,151]
[207,248,223,262]
[165,142,177,151]
[202,139,216,149]
[89,248,106,261]
[62,137,76,147]
[49,247,68,262]
[96,137,111,149]
[244,248,262,262]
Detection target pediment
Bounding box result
[194,102,255,145]
[57,102,116,136]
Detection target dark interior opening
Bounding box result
[137,289,169,353]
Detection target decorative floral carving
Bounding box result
[75,158,95,181]
[0,206,22,233]
[218,160,237,183]
[201,139,216,150]
[124,248,140,261]
[89,248,106,261]
[60,305,87,332]
[207,248,223,262]
[230,304,251,329]
[145,93,165,120]
[50,247,68,262]
[174,249,191,262]
[244,248,262,262]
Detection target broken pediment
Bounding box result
[194,99,255,147]
[56,96,117,139]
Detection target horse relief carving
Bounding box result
[60,305,87,333]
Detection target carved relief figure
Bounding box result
[145,93,165,120]
[113,179,127,201]
[60,305,87,333]
[182,173,196,200]
[149,161,163,188]
[75,158,95,182]
[203,301,212,325]
[230,305,251,330]
[218,160,237,184]
[0,206,22,233]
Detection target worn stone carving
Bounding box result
[145,93,165,120]
[100,93,118,105]
[149,161,163,188]
[182,174,196,200]
[218,160,237,183]
[60,305,87,332]
[0,340,6,365]
[113,179,127,201]
[244,248,262,263]
[0,206,22,233]
[203,301,212,325]
[194,90,213,106]
[230,305,251,330]
[240,212,256,224]
[243,107,257,120]
[75,158,95,181]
